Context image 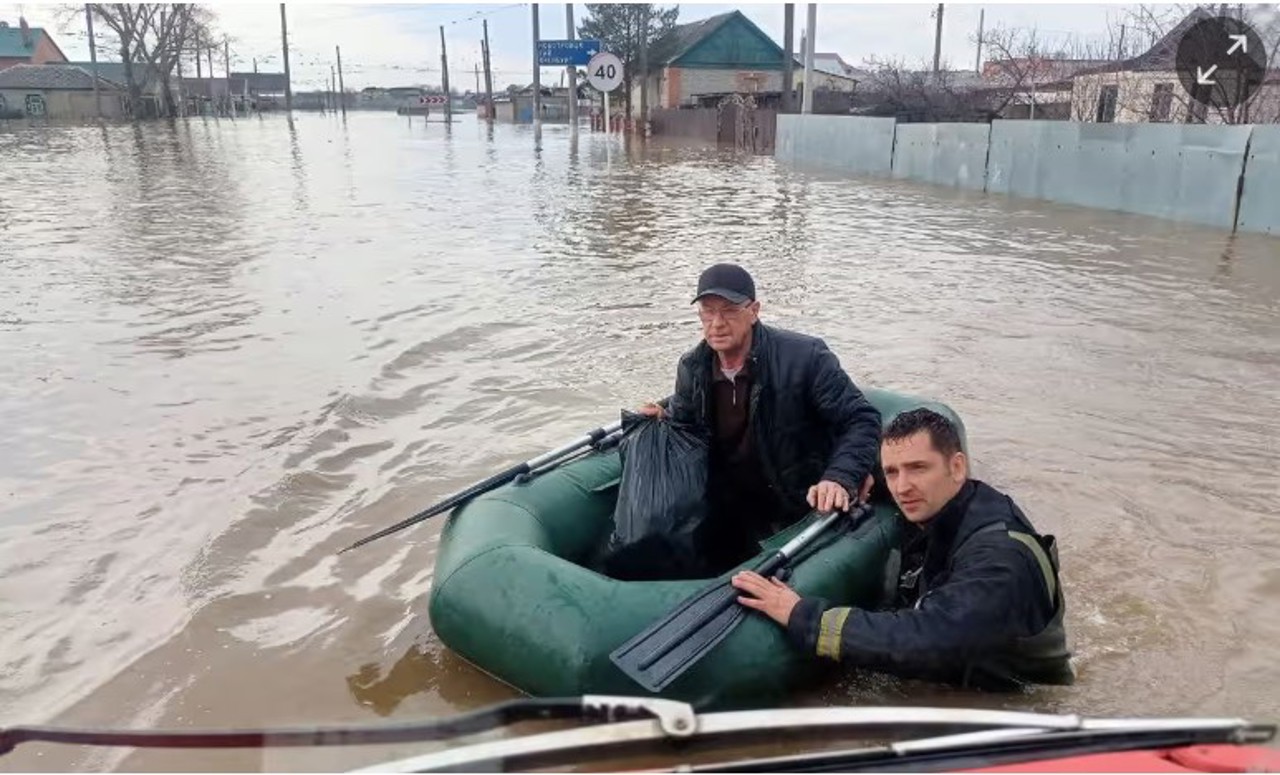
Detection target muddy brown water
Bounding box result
[2,113,1278,771]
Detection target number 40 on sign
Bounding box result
[586,52,624,93]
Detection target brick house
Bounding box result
[0,18,68,71]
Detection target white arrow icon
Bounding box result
[1227,34,1247,55]
[1197,64,1218,85]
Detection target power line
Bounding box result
[441,3,526,27]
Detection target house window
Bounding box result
[24,93,46,117]
[1095,85,1118,122]
[1149,83,1174,122]
[1185,85,1209,123]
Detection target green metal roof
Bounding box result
[649,11,787,71]
[0,24,49,59]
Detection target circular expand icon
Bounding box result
[1176,16,1268,110]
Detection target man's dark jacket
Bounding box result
[786,480,1074,690]
[665,322,882,527]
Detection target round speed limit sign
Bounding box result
[586,51,624,93]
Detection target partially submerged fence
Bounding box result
[776,114,1280,236]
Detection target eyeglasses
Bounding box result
[697,303,751,323]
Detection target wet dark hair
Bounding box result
[883,408,962,458]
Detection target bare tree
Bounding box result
[978,20,1131,121]
[64,4,219,118]
[83,5,149,113]
[854,56,1005,122]
[135,5,205,116]
[579,4,679,119]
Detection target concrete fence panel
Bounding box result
[1236,126,1280,236]
[776,114,896,177]
[986,121,1252,229]
[891,123,992,191]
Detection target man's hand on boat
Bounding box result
[807,475,873,512]
[733,570,801,626]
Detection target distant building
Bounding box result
[979,57,1110,120]
[0,63,125,119]
[180,77,230,106]
[495,84,587,123]
[229,71,288,105]
[0,18,67,71]
[805,52,861,93]
[68,61,170,116]
[813,52,859,78]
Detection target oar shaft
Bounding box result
[526,419,623,470]
[339,403,662,554]
[633,506,865,672]
[778,509,847,560]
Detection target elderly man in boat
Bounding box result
[641,262,883,573]
[732,408,1074,690]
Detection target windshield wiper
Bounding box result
[4,695,1273,775]
[691,723,1279,772]
[354,706,1274,773]
[0,695,693,756]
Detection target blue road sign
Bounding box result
[537,39,602,66]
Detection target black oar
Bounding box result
[610,503,873,693]
[338,401,666,554]
[0,697,668,755]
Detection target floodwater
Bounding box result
[1,112,1278,772]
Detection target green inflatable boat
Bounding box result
[427,388,967,709]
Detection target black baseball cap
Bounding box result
[692,263,756,305]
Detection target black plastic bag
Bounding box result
[599,411,711,581]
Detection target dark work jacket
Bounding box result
[786,480,1075,691]
[665,322,883,530]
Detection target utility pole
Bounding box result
[933,3,944,75]
[974,8,984,74]
[532,3,542,144]
[207,43,215,113]
[330,65,336,112]
[439,26,452,124]
[253,57,258,74]
[225,38,233,117]
[482,19,495,122]
[802,3,816,114]
[280,3,293,112]
[85,5,101,119]
[782,4,794,114]
[336,45,346,116]
[566,3,578,130]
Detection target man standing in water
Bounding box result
[641,263,882,571]
[732,408,1074,690]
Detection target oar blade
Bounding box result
[609,581,745,693]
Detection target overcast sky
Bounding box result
[3,1,1156,91]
